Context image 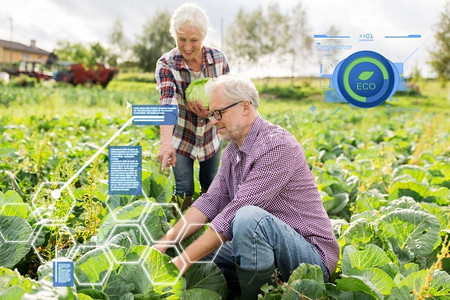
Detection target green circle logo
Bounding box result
[333,51,399,108]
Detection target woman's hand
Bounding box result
[186,101,209,119]
[158,144,176,171]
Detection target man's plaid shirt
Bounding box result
[156,46,230,161]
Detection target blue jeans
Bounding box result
[172,150,221,197]
[205,206,330,285]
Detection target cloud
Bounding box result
[0,0,446,76]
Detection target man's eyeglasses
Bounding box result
[207,100,244,121]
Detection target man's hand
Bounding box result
[158,144,176,171]
[171,255,191,275]
[151,245,189,274]
[186,101,209,119]
[170,229,226,275]
[152,208,212,275]
[152,243,170,254]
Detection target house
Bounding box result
[0,39,50,63]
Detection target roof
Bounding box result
[0,39,50,55]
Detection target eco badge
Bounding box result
[332,50,399,108]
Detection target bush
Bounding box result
[259,85,309,99]
[8,75,38,87]
[394,82,422,97]
[116,72,155,83]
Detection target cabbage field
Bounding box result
[0,77,449,299]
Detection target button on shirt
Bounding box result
[155,46,230,161]
[192,116,340,274]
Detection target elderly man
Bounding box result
[155,75,339,299]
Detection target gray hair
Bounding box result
[170,3,209,39]
[206,75,259,109]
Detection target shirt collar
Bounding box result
[227,116,263,161]
[204,46,214,66]
[240,116,263,155]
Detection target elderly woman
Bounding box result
[156,3,230,210]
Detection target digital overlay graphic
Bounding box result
[4,101,222,289]
[315,33,427,110]
[53,260,74,287]
[332,50,400,108]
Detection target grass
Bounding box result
[1,76,448,129]
[0,76,448,295]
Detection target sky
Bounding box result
[0,0,447,77]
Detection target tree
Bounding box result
[224,7,268,69]
[54,40,109,68]
[133,10,174,72]
[224,1,313,77]
[262,3,291,75]
[283,2,313,83]
[108,18,129,66]
[54,40,91,66]
[88,42,107,67]
[429,1,450,86]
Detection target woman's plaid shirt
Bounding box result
[156,46,230,161]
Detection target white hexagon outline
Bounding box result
[31,181,65,212]
[0,203,36,243]
[66,243,98,261]
[105,223,151,265]
[141,245,186,286]
[31,182,76,222]
[178,223,225,264]
[30,220,77,264]
[104,188,152,223]
[72,245,115,287]
[141,202,187,244]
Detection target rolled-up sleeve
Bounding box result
[223,56,230,75]
[155,60,178,106]
[192,154,231,221]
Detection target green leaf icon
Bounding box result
[357,71,374,81]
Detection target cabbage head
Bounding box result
[185,77,211,109]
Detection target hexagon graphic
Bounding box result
[141,202,186,244]
[67,243,98,261]
[105,188,152,223]
[141,246,185,285]
[31,182,76,222]
[105,223,150,264]
[73,246,115,286]
[31,221,77,264]
[178,223,225,264]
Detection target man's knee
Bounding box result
[231,205,270,237]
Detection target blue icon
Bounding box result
[332,51,399,108]
[53,260,74,287]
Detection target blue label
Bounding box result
[132,105,178,125]
[53,261,74,287]
[108,146,142,195]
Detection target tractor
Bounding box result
[53,62,118,88]
[1,52,118,88]
[2,59,53,82]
